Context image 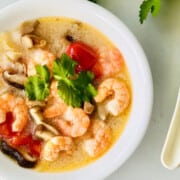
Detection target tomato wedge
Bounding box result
[66,41,98,71]
[10,134,42,157]
[0,112,42,157]
[29,139,42,157]
[10,134,32,146]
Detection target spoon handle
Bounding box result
[161,88,180,169]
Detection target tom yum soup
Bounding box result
[0,17,132,172]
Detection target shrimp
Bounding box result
[94,78,130,120]
[43,80,67,119]
[0,93,28,132]
[96,47,124,78]
[44,82,90,137]
[84,119,111,157]
[24,48,56,76]
[42,136,73,161]
[55,107,90,137]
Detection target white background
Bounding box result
[0,0,180,180]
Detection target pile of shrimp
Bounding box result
[0,24,131,163]
[41,48,130,160]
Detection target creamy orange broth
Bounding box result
[0,17,132,172]
[32,17,132,172]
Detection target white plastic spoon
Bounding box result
[161,88,180,169]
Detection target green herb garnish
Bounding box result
[88,0,97,3]
[25,65,50,101]
[53,53,97,107]
[139,0,161,24]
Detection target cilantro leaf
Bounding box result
[57,80,81,107]
[53,54,77,80]
[139,0,161,24]
[25,65,50,101]
[72,71,97,102]
[84,84,97,101]
[72,71,94,88]
[53,53,97,107]
[35,65,50,83]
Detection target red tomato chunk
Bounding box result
[0,112,42,157]
[66,41,98,72]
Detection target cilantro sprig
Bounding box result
[25,65,50,101]
[88,0,97,3]
[25,53,97,106]
[88,0,161,24]
[53,54,97,107]
[139,0,161,24]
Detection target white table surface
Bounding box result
[0,0,180,180]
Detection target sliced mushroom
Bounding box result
[29,107,59,136]
[26,100,46,108]
[21,34,47,49]
[0,140,37,168]
[0,85,25,97]
[21,35,33,49]
[0,56,25,74]
[34,125,55,141]
[3,71,27,89]
[83,102,95,115]
[10,61,25,74]
[0,75,25,97]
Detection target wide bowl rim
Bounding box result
[0,0,153,179]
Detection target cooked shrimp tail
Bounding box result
[94,78,130,120]
[55,107,90,137]
[84,120,111,157]
[42,136,73,161]
[0,93,28,132]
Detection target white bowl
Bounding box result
[0,0,153,179]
